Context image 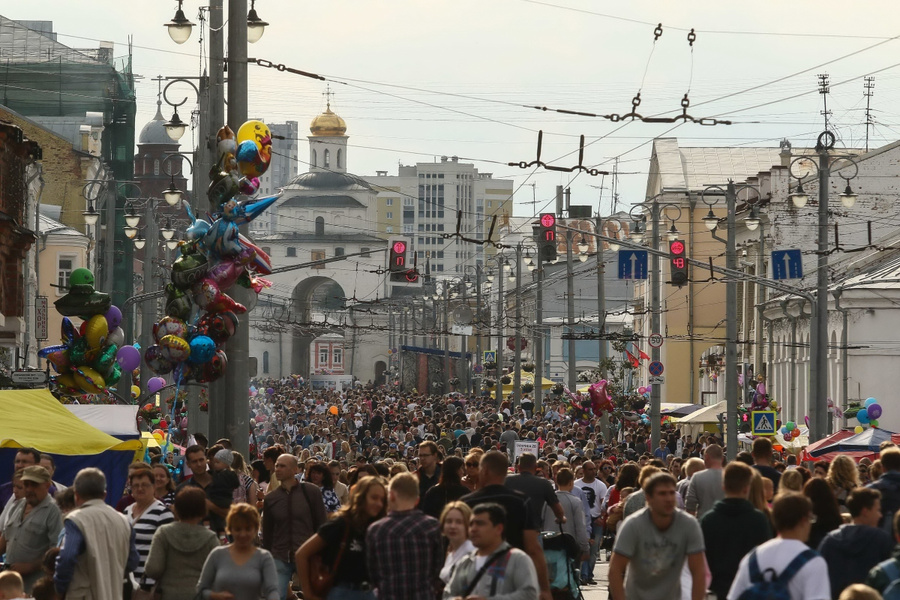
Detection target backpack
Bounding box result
[878,558,900,600]
[738,548,816,600]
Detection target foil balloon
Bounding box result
[107,326,125,348]
[193,278,246,314]
[173,362,193,385]
[196,349,227,383]
[238,176,260,196]
[61,317,78,344]
[144,344,175,375]
[92,343,118,374]
[153,316,189,343]
[74,367,105,395]
[236,139,270,179]
[105,305,123,330]
[207,169,241,208]
[54,268,111,317]
[84,314,108,350]
[588,380,615,416]
[185,219,212,245]
[188,335,216,364]
[198,311,238,345]
[217,125,237,160]
[56,374,79,393]
[38,344,67,359]
[165,284,193,321]
[159,334,191,362]
[105,363,123,386]
[171,250,209,289]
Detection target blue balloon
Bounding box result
[865,397,878,408]
[857,408,871,425]
[188,335,216,364]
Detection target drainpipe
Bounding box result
[23,163,44,368]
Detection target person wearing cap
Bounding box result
[0,465,62,592]
[205,445,240,535]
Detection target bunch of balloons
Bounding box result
[145,121,279,387]
[779,421,802,440]
[856,397,884,429]
[39,268,142,397]
[749,375,769,410]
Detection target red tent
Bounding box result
[800,430,854,462]
[801,428,900,462]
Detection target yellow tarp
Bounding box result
[0,389,141,455]
[501,372,555,394]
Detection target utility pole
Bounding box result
[534,257,544,410]
[649,201,661,452]
[495,259,505,403]
[139,201,159,393]
[864,76,875,153]
[566,230,577,392]
[513,243,523,405]
[725,183,738,460]
[596,214,610,440]
[474,267,482,395]
[811,139,831,442]
[443,282,450,394]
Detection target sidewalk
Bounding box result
[581,557,610,600]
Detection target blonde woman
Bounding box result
[438,501,475,584]
[827,455,860,510]
[748,470,773,526]
[777,469,804,496]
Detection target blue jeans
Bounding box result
[580,523,604,580]
[327,585,375,600]
[275,558,296,600]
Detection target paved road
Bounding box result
[581,555,610,600]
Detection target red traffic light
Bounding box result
[670,240,685,255]
[540,213,556,228]
[392,241,407,254]
[405,270,419,283]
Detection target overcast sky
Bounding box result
[10,1,900,223]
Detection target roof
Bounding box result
[287,171,373,191]
[653,138,784,191]
[280,194,366,209]
[39,213,84,237]
[837,251,900,291]
[138,103,179,146]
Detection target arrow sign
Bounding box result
[618,249,648,280]
[771,249,803,280]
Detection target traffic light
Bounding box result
[669,239,688,286]
[536,213,558,262]
[388,239,420,284]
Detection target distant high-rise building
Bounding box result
[362,158,514,274]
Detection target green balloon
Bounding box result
[93,343,118,373]
[69,268,95,288]
[105,363,123,386]
[69,337,89,366]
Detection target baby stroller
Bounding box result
[542,528,583,600]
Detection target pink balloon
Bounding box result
[757,382,767,395]
[206,259,242,291]
[638,386,648,395]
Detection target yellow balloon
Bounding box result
[131,384,141,399]
[74,367,105,394]
[236,120,271,149]
[160,334,191,362]
[56,373,78,390]
[85,314,109,350]
[855,425,865,434]
[153,432,164,444]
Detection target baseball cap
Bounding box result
[21,465,51,484]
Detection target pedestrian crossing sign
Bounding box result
[751,411,777,436]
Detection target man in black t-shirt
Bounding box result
[751,437,781,492]
[461,450,552,600]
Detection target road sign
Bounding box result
[751,410,777,435]
[648,361,664,376]
[617,249,648,280]
[648,375,665,385]
[771,249,803,280]
[483,351,496,364]
[11,370,48,386]
[648,333,663,348]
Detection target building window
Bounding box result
[263,351,269,374]
[324,149,330,168]
[312,149,317,167]
[311,250,325,269]
[386,226,393,233]
[315,216,325,236]
[335,247,345,256]
[404,198,414,207]
[386,212,393,219]
[319,347,329,366]
[287,247,297,257]
[57,255,76,292]
[337,149,343,169]
[333,347,343,365]
[386,198,394,206]
[361,247,371,257]
[262,246,271,256]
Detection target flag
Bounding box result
[635,345,650,361]
[625,350,640,368]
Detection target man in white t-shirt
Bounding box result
[575,461,608,584]
[727,493,830,600]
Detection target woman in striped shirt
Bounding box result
[125,463,175,590]
[153,463,176,507]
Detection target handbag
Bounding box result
[132,577,161,600]
[308,519,352,597]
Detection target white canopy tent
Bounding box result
[675,401,727,439]
[65,405,140,440]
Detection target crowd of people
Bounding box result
[0,378,899,600]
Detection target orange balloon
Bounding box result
[329,405,338,415]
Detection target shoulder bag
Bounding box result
[308,518,352,597]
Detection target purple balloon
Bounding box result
[105,305,123,330]
[147,376,166,394]
[116,345,141,371]
[868,403,883,420]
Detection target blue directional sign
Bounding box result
[618,249,648,280]
[751,410,777,436]
[771,249,803,280]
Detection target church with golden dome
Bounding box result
[249,100,391,386]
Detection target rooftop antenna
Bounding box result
[818,73,831,132]
[864,76,875,152]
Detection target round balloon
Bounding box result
[329,405,338,415]
[147,376,166,394]
[855,425,865,433]
[144,345,174,375]
[131,384,141,399]
[865,397,878,407]
[872,419,880,428]
[868,403,883,420]
[188,335,216,364]
[158,420,168,430]
[638,386,647,395]
[69,268,95,288]
[786,421,795,431]
[154,317,188,343]
[116,345,141,371]
[107,326,125,348]
[159,334,191,362]
[858,409,871,424]
[237,120,271,150]
[105,305,123,330]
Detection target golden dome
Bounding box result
[309,103,347,137]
